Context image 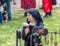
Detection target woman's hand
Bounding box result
[23,22,30,36]
[25,27,30,36]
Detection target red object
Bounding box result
[42,0,52,13]
[21,0,36,10]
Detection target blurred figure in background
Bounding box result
[2,3,7,21]
[21,0,36,17]
[42,0,53,17]
[52,0,57,5]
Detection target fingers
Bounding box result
[25,28,30,36]
[23,23,29,27]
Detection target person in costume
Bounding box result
[42,0,53,17]
[21,0,36,17]
[22,8,44,46]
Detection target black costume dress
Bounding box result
[22,21,44,46]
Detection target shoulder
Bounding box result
[37,22,44,26]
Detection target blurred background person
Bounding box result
[21,0,36,17]
[42,0,53,17]
[52,0,57,5]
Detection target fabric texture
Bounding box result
[42,0,52,13]
[22,9,44,46]
[21,0,36,10]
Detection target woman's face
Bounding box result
[27,13,35,22]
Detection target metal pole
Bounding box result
[16,31,18,46]
[0,2,2,23]
[6,0,12,21]
[50,32,53,46]
[44,36,47,46]
[59,29,60,35]
[19,33,22,46]
[46,34,49,46]
[54,32,58,46]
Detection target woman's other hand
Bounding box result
[23,22,29,27]
[25,28,30,36]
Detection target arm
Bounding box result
[22,27,30,40]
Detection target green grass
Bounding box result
[0,8,60,46]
